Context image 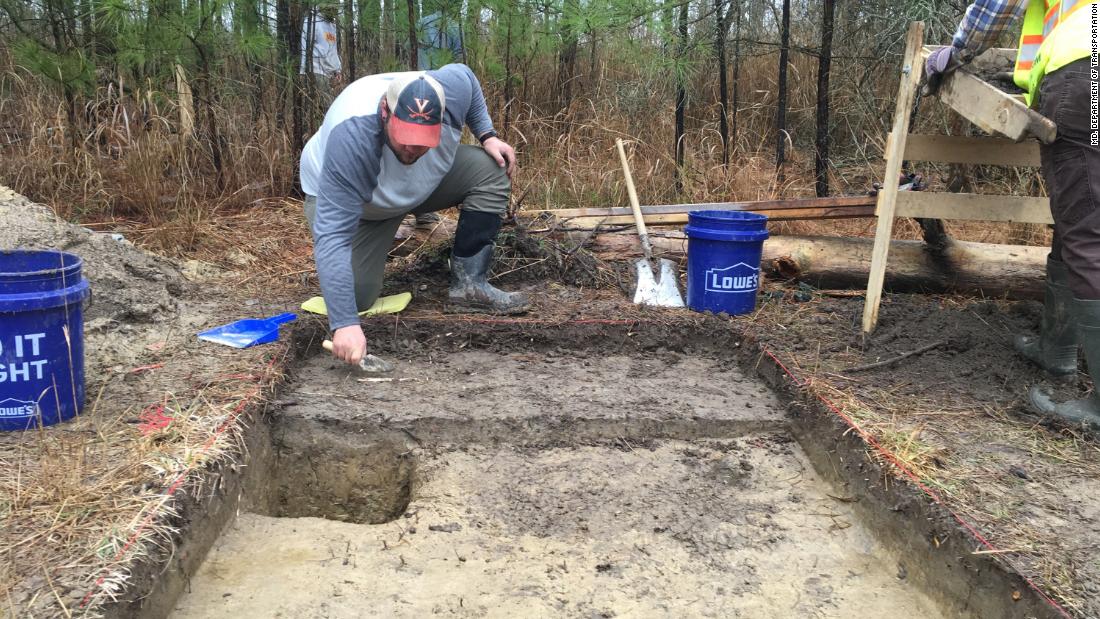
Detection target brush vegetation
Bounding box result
[0,0,1047,257]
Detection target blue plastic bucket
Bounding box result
[684,211,769,315]
[0,250,91,431]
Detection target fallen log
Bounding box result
[571,231,1047,300]
[387,217,1047,300]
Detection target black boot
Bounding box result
[445,210,530,315]
[1030,299,1100,428]
[1014,256,1078,376]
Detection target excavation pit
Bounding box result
[156,317,1048,618]
[176,437,942,618]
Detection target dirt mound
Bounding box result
[0,185,191,326]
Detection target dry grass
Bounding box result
[0,311,290,615]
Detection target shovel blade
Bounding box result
[633,259,685,308]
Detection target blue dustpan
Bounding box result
[197,312,297,348]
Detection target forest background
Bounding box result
[0,0,1035,257]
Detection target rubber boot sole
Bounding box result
[1028,386,1100,429]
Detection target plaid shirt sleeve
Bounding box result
[951,0,1029,61]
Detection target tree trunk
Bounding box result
[195,0,225,191]
[814,0,836,197]
[674,0,687,193]
[360,0,380,72]
[776,0,791,182]
[503,7,514,135]
[573,233,1047,301]
[304,10,317,131]
[275,0,292,130]
[393,224,1047,302]
[290,0,305,195]
[406,0,417,70]
[715,0,729,165]
[557,0,579,113]
[346,0,357,80]
[382,0,394,66]
[730,0,741,150]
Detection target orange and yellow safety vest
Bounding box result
[1013,0,1097,105]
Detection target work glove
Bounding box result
[922,46,964,96]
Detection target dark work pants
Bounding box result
[1038,59,1100,300]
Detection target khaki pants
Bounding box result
[1039,59,1100,299]
[305,144,510,311]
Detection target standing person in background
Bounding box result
[924,0,1099,425]
[418,3,465,70]
[301,7,343,114]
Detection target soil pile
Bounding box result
[0,187,279,616]
[0,185,190,326]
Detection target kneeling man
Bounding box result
[301,65,529,365]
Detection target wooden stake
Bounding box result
[862,21,925,334]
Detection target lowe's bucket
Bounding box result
[0,250,91,431]
[684,211,769,315]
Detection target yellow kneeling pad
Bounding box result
[301,292,412,317]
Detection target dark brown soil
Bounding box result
[756,292,1082,411]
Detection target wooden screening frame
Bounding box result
[861,23,1056,333]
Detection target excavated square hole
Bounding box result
[171,320,952,618]
[263,424,414,524]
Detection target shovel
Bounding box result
[615,138,685,308]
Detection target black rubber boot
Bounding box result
[1030,299,1100,428]
[445,210,530,315]
[414,212,441,227]
[1014,257,1078,377]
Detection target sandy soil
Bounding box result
[174,439,941,618]
[282,347,785,440]
[171,343,944,617]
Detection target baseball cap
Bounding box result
[385,73,446,148]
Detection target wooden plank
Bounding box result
[864,21,925,334]
[894,192,1052,224]
[890,133,1041,167]
[533,196,876,219]
[560,205,876,228]
[935,63,1057,144]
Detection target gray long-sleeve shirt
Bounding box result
[300,64,495,330]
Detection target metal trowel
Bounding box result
[322,340,395,374]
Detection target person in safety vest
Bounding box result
[301,66,528,368]
[925,0,1099,426]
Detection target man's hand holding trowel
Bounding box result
[329,325,368,365]
[323,329,394,374]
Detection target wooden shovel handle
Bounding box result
[616,138,655,261]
